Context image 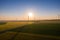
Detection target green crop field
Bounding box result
[0,20,60,40]
[0,22,33,31]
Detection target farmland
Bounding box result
[0,20,60,40]
[0,21,33,31]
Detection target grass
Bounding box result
[0,20,60,40]
[0,32,60,40]
[9,23,60,36]
[0,32,17,40]
[0,22,7,25]
[0,22,30,31]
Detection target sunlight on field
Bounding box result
[0,22,33,31]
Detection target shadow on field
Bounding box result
[7,23,60,36]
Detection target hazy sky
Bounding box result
[0,0,60,20]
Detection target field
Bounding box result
[0,20,60,40]
[0,22,33,31]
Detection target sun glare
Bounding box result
[28,12,33,17]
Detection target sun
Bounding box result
[28,12,33,17]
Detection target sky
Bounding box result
[0,0,60,20]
